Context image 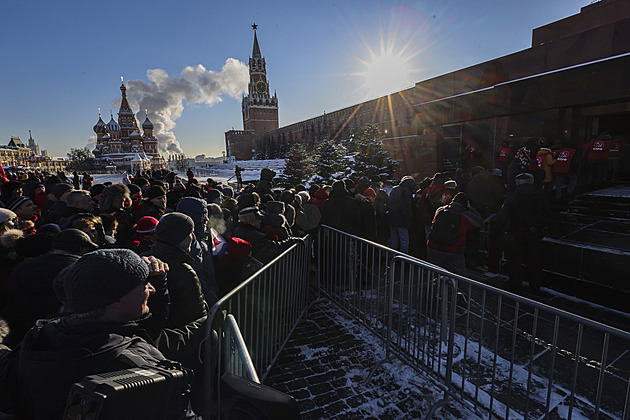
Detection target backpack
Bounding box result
[428,207,461,246]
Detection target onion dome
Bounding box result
[106,111,120,132]
[142,110,154,130]
[93,110,107,134]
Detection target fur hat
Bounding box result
[64,249,149,313]
[0,208,16,225]
[156,212,194,245]
[266,201,285,215]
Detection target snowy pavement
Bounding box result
[264,299,482,420]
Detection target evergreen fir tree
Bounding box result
[282,143,313,186]
[313,139,348,184]
[350,123,398,179]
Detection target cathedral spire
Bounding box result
[252,23,261,59]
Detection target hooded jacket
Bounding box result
[175,197,218,304]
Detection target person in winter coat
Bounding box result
[255,167,276,198]
[137,185,167,222]
[311,187,329,213]
[387,176,417,253]
[175,197,219,306]
[262,201,292,241]
[44,183,74,224]
[16,249,205,420]
[232,206,303,265]
[496,173,550,292]
[2,229,98,347]
[149,213,208,328]
[356,190,377,242]
[214,236,263,297]
[130,216,159,255]
[426,192,482,276]
[321,180,360,235]
[583,133,611,186]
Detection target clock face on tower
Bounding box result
[255,80,268,94]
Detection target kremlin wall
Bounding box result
[226,0,630,180]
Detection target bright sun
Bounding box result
[362,52,411,97]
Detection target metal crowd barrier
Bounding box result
[318,225,630,420]
[203,235,312,418]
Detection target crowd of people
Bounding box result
[0,131,623,418]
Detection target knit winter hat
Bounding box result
[64,249,149,313]
[227,236,252,261]
[206,189,222,204]
[0,208,17,224]
[7,196,32,212]
[156,212,194,245]
[53,183,73,199]
[363,188,377,198]
[127,183,142,197]
[133,177,149,188]
[147,185,166,200]
[136,216,159,234]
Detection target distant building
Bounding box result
[27,130,41,155]
[225,24,279,160]
[92,80,167,170]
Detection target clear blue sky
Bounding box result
[0,0,585,158]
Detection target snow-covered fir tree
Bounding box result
[282,143,313,186]
[346,124,398,179]
[313,139,348,184]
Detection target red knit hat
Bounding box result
[227,237,252,261]
[136,216,159,235]
[363,188,377,198]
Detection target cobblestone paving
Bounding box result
[263,299,481,419]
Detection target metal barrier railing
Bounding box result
[318,225,630,420]
[222,314,260,384]
[204,235,312,418]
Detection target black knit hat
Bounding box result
[147,185,166,199]
[156,212,194,245]
[64,249,149,313]
[53,183,73,199]
[7,196,32,212]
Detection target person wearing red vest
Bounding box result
[584,133,611,186]
[551,139,579,200]
[607,136,625,181]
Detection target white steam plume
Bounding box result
[116,58,248,154]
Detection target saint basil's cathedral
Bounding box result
[92,80,167,171]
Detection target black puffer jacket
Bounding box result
[321,182,359,235]
[3,253,78,346]
[149,241,208,329]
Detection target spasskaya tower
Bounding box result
[242,24,279,133]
